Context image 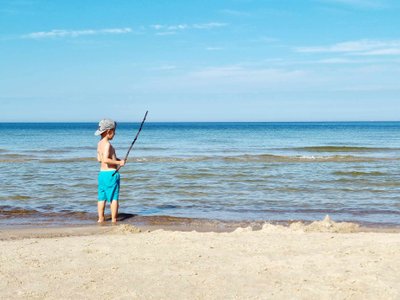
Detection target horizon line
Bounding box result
[2,120,400,124]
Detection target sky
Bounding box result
[1,0,400,122]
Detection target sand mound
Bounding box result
[259,215,359,233]
[289,215,359,233]
[113,224,142,234]
[233,226,253,233]
[260,223,287,233]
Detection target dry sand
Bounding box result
[1,217,399,299]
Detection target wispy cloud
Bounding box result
[360,48,400,55]
[150,22,227,35]
[151,24,189,31]
[151,65,177,71]
[220,9,251,17]
[296,39,400,56]
[206,47,223,51]
[135,64,315,96]
[21,22,226,39]
[317,0,388,9]
[155,31,177,36]
[186,66,307,88]
[221,9,251,17]
[23,28,132,39]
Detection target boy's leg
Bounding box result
[110,200,119,223]
[97,201,106,223]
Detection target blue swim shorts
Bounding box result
[98,170,120,202]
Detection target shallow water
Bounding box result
[1,122,400,227]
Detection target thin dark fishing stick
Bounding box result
[112,111,148,176]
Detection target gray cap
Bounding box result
[95,119,116,136]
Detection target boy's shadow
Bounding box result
[105,213,137,222]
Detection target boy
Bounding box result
[95,119,125,223]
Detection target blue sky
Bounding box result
[1,0,400,122]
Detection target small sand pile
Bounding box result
[261,223,287,233]
[233,226,253,233]
[289,215,359,233]
[258,215,360,233]
[113,224,142,234]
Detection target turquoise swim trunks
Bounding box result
[98,170,120,202]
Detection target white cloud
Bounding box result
[100,28,132,34]
[23,28,132,39]
[155,31,177,36]
[191,66,296,76]
[317,0,387,9]
[151,65,177,71]
[206,47,223,51]
[192,22,227,29]
[220,9,251,17]
[25,22,227,39]
[186,66,307,88]
[150,22,227,34]
[296,39,400,56]
[360,48,400,55]
[135,64,313,94]
[316,58,355,64]
[258,57,395,67]
[165,24,189,31]
[150,25,164,30]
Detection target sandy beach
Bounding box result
[1,218,399,299]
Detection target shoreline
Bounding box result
[3,205,400,230]
[2,215,400,241]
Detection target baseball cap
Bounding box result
[95,119,116,136]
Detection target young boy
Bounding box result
[95,119,125,223]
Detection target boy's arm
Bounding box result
[101,143,125,166]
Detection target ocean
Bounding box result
[1,122,399,228]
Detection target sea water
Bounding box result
[1,122,399,227]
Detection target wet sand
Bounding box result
[1,217,399,299]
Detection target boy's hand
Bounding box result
[120,160,125,167]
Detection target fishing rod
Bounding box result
[112,111,148,176]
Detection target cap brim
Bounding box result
[94,129,105,136]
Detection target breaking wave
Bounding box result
[289,146,400,152]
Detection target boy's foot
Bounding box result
[97,218,105,223]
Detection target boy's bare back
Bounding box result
[97,139,118,170]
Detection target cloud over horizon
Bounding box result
[296,39,400,56]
